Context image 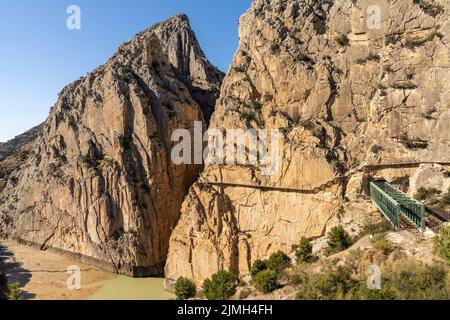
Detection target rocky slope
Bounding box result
[165,0,450,284]
[0,14,223,276]
[0,124,42,161]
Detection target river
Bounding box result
[88,275,175,300]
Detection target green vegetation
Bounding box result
[385,34,400,46]
[335,34,350,47]
[266,251,291,272]
[296,238,313,264]
[6,282,23,300]
[296,53,313,64]
[413,0,445,17]
[415,187,450,209]
[296,257,450,300]
[296,266,360,300]
[249,251,291,294]
[233,65,247,73]
[356,53,380,64]
[434,225,450,264]
[325,226,352,255]
[398,133,428,150]
[253,269,278,294]
[359,220,392,238]
[370,144,383,154]
[270,43,280,54]
[263,93,274,102]
[238,287,252,300]
[202,270,239,300]
[48,163,66,182]
[251,259,268,278]
[406,31,443,48]
[415,187,442,201]
[423,105,438,120]
[371,233,395,255]
[378,260,450,300]
[175,277,197,300]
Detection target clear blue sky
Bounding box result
[0,0,252,142]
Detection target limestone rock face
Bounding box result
[0,14,223,276]
[165,0,450,284]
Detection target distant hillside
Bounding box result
[0,124,42,161]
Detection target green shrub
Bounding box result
[238,287,253,300]
[385,34,399,46]
[335,34,350,47]
[254,269,278,294]
[266,251,291,272]
[296,53,313,63]
[325,226,352,255]
[380,259,450,300]
[398,133,428,149]
[270,43,280,54]
[405,31,443,48]
[251,259,268,278]
[434,225,450,264]
[414,187,441,201]
[296,266,360,300]
[202,270,239,300]
[296,238,313,264]
[175,277,197,300]
[440,191,450,208]
[6,282,22,300]
[296,257,450,300]
[356,53,381,64]
[371,233,394,255]
[360,219,392,238]
[413,0,445,17]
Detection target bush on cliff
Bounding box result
[325,226,352,255]
[202,270,239,300]
[175,277,197,300]
[6,282,22,300]
[296,238,313,264]
[434,225,450,264]
[266,251,291,272]
[254,269,278,294]
[250,259,267,278]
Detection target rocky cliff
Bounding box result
[0,14,223,276]
[165,0,450,284]
[0,124,42,161]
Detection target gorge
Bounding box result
[1,0,450,292]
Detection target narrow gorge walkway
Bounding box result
[199,161,450,231]
[199,161,450,194]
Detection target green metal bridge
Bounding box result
[369,180,426,230]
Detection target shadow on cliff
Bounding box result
[0,244,36,299]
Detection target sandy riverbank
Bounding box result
[0,239,114,300]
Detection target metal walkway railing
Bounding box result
[370,180,426,230]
